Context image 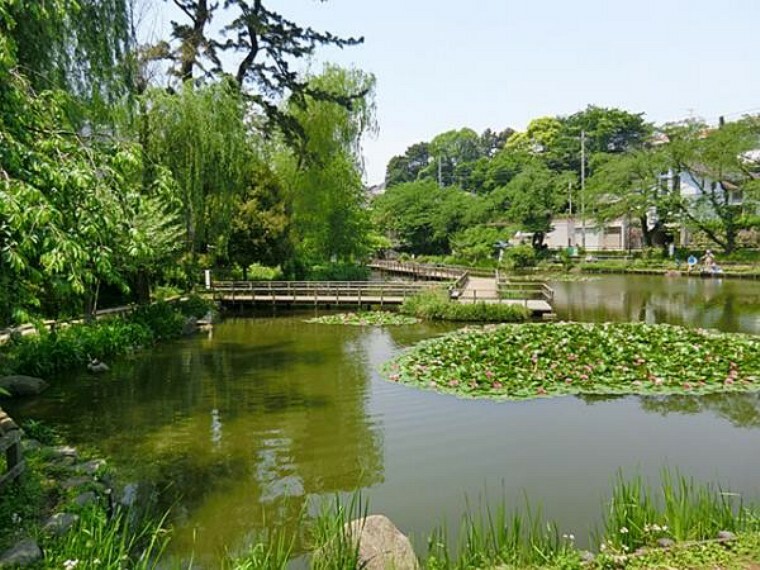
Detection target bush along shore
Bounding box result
[400,290,530,323]
[0,296,215,379]
[305,311,420,326]
[383,322,760,400]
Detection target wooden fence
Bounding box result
[0,409,24,489]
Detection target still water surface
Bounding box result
[7,275,760,564]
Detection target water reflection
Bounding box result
[552,275,760,334]
[7,317,385,564]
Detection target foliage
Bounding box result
[383,322,760,400]
[400,290,529,323]
[305,312,419,327]
[586,148,675,248]
[502,244,537,269]
[44,506,169,570]
[0,299,209,377]
[450,226,507,264]
[305,263,370,282]
[144,80,252,257]
[372,180,486,255]
[3,0,133,117]
[663,117,760,253]
[158,0,365,141]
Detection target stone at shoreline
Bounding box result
[345,514,419,570]
[0,539,42,567]
[664,270,681,277]
[61,475,92,490]
[74,491,98,507]
[0,375,49,397]
[87,359,109,373]
[77,458,106,476]
[579,550,595,563]
[43,512,79,536]
[51,445,78,459]
[656,537,675,548]
[717,530,736,541]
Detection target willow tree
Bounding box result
[155,0,365,141]
[4,0,133,120]
[144,79,252,259]
[277,65,376,264]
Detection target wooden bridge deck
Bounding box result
[211,281,435,307]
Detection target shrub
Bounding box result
[502,245,536,269]
[400,290,529,322]
[129,302,186,341]
[307,263,370,282]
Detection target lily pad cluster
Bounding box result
[384,322,760,400]
[305,312,419,327]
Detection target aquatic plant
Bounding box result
[305,311,419,326]
[383,322,760,400]
[401,290,530,323]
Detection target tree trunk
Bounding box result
[639,215,653,248]
[531,231,545,251]
[134,269,151,304]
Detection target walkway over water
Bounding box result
[210,261,554,315]
[210,280,435,307]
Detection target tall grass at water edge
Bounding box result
[400,289,529,323]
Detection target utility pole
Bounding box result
[581,130,586,249]
[568,181,573,247]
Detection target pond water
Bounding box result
[6,274,760,565]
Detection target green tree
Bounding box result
[502,163,571,250]
[279,65,376,264]
[372,180,484,255]
[665,117,760,253]
[144,80,252,258]
[384,142,431,187]
[586,148,675,248]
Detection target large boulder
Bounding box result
[0,375,49,397]
[345,514,419,570]
[0,539,42,567]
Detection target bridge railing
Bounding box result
[496,273,554,302]
[209,280,439,303]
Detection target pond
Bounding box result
[6,274,760,566]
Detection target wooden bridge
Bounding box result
[210,280,437,307]
[210,261,555,316]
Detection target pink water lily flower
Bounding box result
[492,381,503,389]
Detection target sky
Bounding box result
[150,0,760,185]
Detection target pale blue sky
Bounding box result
[151,0,760,184]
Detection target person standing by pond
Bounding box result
[701,249,716,273]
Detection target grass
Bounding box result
[383,322,760,401]
[0,295,215,377]
[401,289,530,323]
[3,459,760,568]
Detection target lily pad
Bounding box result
[382,322,760,400]
[305,312,420,327]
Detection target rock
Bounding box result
[52,445,78,459]
[21,439,42,451]
[74,491,98,507]
[77,459,106,476]
[182,316,198,336]
[344,515,419,570]
[656,538,675,548]
[61,476,92,490]
[579,550,595,564]
[0,538,42,567]
[87,359,109,373]
[717,530,736,541]
[0,375,49,397]
[43,512,79,536]
[664,270,681,277]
